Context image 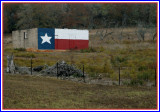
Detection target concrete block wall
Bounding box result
[12,28,38,49]
[12,30,21,48]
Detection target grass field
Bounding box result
[3,28,157,83]
[3,74,157,109]
[3,28,157,109]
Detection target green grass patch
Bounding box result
[15,52,36,58]
[80,47,96,53]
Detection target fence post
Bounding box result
[31,56,32,75]
[119,67,120,86]
[83,64,85,83]
[57,63,58,79]
[155,67,156,87]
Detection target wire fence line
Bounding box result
[5,54,157,87]
[28,57,157,86]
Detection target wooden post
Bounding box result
[119,67,120,86]
[83,64,85,83]
[155,67,156,87]
[57,63,58,79]
[31,56,32,75]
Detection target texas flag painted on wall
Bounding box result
[38,28,55,49]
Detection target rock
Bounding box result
[16,67,31,74]
[6,54,15,74]
[41,61,83,77]
[33,66,44,72]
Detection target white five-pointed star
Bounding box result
[41,33,52,44]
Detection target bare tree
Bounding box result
[116,23,124,41]
[96,29,113,40]
[148,26,157,41]
[96,18,114,41]
[118,13,127,41]
[136,22,147,41]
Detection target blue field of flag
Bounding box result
[38,28,55,50]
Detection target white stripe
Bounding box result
[55,29,89,40]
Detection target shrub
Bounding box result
[72,73,83,77]
[80,47,96,53]
[14,48,26,51]
[103,60,113,74]
[122,81,130,85]
[110,73,118,80]
[128,67,138,79]
[137,70,154,81]
[130,79,144,86]
[96,46,105,52]
[14,59,31,67]
[122,69,131,79]
[138,66,148,71]
[89,72,99,78]
[79,59,88,65]
[5,48,15,53]
[112,82,118,86]
[15,53,36,58]
[116,56,127,63]
[110,56,116,65]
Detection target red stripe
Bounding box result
[55,39,89,50]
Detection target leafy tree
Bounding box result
[3,3,157,33]
[3,4,20,33]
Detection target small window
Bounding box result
[24,32,27,39]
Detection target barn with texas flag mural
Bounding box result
[12,28,89,50]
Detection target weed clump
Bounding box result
[14,48,26,51]
[80,46,105,53]
[130,79,144,86]
[15,53,36,58]
[96,46,105,52]
[80,47,96,53]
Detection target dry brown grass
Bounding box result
[3,28,157,109]
[3,74,157,109]
[3,28,157,79]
